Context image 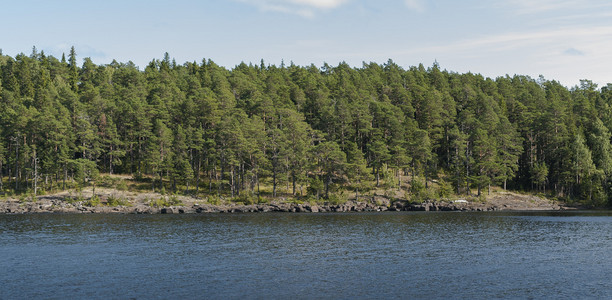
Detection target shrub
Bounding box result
[438,179,453,199]
[85,195,101,207]
[149,196,183,207]
[107,196,131,207]
[168,195,182,206]
[149,197,167,208]
[207,195,221,205]
[233,193,256,205]
[408,179,436,203]
[117,180,128,191]
[327,191,348,205]
[307,177,324,199]
[257,196,268,204]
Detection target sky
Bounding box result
[2,0,612,88]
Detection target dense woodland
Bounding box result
[1,47,612,206]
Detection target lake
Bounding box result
[0,211,610,299]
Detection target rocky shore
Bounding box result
[0,189,569,214]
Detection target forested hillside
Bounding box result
[1,47,611,206]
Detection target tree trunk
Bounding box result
[231,167,235,198]
[424,161,429,189]
[33,151,37,197]
[159,171,164,192]
[398,171,401,191]
[256,173,260,196]
[292,171,296,196]
[15,141,19,192]
[272,164,277,198]
[195,155,201,193]
[325,174,330,199]
[465,142,470,196]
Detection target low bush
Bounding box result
[207,195,221,205]
[117,180,128,191]
[149,195,183,207]
[326,191,348,205]
[85,195,101,207]
[107,196,131,207]
[233,193,257,205]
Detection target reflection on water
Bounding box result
[0,211,611,299]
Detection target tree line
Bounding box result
[1,47,611,206]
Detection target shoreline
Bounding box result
[0,189,575,214]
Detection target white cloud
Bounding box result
[407,26,612,55]
[290,0,348,9]
[381,25,612,86]
[404,0,426,12]
[237,0,349,17]
[503,0,612,14]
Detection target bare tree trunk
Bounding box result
[292,171,296,196]
[33,151,38,197]
[272,164,277,198]
[195,155,201,194]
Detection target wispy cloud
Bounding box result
[503,0,612,14]
[564,48,585,56]
[236,0,349,17]
[404,0,426,12]
[404,26,612,56]
[369,25,612,86]
[291,0,348,9]
[505,0,577,14]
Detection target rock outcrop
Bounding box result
[0,190,567,214]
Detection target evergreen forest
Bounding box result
[1,47,612,207]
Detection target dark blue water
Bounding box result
[0,211,610,299]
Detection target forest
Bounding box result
[1,47,611,207]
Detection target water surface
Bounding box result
[1,211,610,299]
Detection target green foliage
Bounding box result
[381,164,397,189]
[1,48,612,206]
[408,179,436,203]
[85,195,101,207]
[106,195,131,207]
[438,178,453,199]
[233,192,259,205]
[307,177,324,199]
[207,195,221,205]
[149,195,183,207]
[116,180,128,191]
[326,191,348,205]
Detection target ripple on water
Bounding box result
[0,211,610,299]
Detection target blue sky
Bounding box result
[3,0,612,87]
